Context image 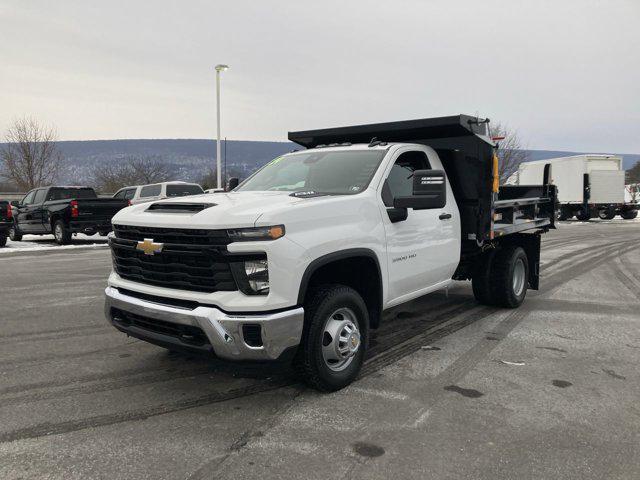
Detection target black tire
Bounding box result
[620,210,638,220]
[490,246,529,308]
[8,224,22,242]
[576,210,591,221]
[472,249,497,305]
[598,208,615,220]
[53,220,72,245]
[558,208,573,221]
[0,235,6,248]
[296,285,368,392]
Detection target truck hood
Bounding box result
[111,191,317,229]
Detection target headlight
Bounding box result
[244,259,269,294]
[227,225,285,241]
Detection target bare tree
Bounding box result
[93,155,173,193]
[489,122,530,183]
[626,160,640,184]
[199,165,243,190]
[0,117,64,190]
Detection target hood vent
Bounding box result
[146,202,216,213]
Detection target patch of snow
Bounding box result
[0,233,109,255]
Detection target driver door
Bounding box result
[380,148,460,306]
[15,190,36,233]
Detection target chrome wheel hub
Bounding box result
[513,258,526,297]
[321,307,361,372]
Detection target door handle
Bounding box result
[439,213,452,220]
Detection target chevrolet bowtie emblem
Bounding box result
[136,238,164,256]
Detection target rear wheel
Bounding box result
[598,208,615,220]
[8,224,22,242]
[490,246,529,308]
[620,210,638,220]
[53,220,72,245]
[296,285,368,391]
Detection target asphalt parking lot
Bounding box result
[1,220,639,480]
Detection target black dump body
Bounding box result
[289,114,556,253]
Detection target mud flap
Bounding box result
[521,234,541,290]
[500,233,541,290]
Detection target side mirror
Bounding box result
[226,177,239,191]
[10,200,19,207]
[393,169,446,210]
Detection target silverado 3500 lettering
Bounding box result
[104,115,557,391]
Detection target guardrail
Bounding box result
[0,193,24,201]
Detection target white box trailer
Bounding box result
[513,155,637,220]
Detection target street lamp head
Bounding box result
[215,64,230,72]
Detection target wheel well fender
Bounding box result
[298,249,384,329]
[50,214,61,230]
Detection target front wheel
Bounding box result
[490,246,529,308]
[296,285,368,391]
[53,220,72,245]
[9,224,22,242]
[576,210,591,221]
[0,235,6,248]
[557,207,573,221]
[620,210,638,220]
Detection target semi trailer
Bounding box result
[104,114,557,391]
[511,154,638,221]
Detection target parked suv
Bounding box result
[113,182,204,205]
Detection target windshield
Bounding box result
[166,184,204,197]
[236,150,385,195]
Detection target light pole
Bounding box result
[215,64,229,189]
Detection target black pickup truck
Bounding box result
[9,186,129,245]
[0,200,12,247]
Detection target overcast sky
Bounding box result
[1,0,638,152]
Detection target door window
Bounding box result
[140,184,161,198]
[124,188,137,200]
[22,191,36,205]
[166,184,204,197]
[384,151,432,206]
[33,189,47,204]
[113,190,125,199]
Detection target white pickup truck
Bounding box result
[104,115,557,391]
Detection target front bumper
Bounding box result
[104,286,304,361]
